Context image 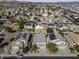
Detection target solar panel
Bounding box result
[16,33,22,40]
[22,33,27,39]
[49,33,56,40]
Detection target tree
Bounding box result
[74,45,79,52]
[23,47,28,54]
[4,26,16,33]
[70,14,74,19]
[18,20,24,29]
[47,28,53,33]
[33,17,38,20]
[58,30,64,37]
[10,38,15,42]
[69,47,75,53]
[30,44,38,52]
[48,12,52,16]
[54,15,58,18]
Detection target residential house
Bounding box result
[0,19,8,24]
[59,26,71,32]
[47,33,66,47]
[10,32,33,55]
[35,24,45,33]
[24,20,37,30]
[47,23,55,28]
[0,28,5,36]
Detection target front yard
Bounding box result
[46,43,58,54]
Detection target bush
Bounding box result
[4,26,16,33]
[47,28,53,33]
[10,38,15,42]
[46,43,58,53]
[69,47,75,53]
[74,45,79,52]
[30,44,38,52]
[58,30,64,37]
[23,47,28,54]
[18,20,24,29]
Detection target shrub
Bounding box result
[46,43,58,53]
[23,47,28,54]
[47,28,53,33]
[4,26,16,33]
[74,45,79,52]
[30,44,38,52]
[18,20,24,29]
[10,38,15,42]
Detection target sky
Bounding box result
[16,0,79,2]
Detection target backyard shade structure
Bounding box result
[28,34,33,43]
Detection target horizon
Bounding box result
[16,0,79,2]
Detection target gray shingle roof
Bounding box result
[33,33,46,43]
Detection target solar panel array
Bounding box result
[15,33,32,43]
[49,33,56,40]
[22,33,27,39]
[16,33,22,40]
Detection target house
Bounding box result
[0,19,7,24]
[0,28,5,36]
[11,32,33,55]
[24,20,37,30]
[13,33,27,47]
[24,23,34,30]
[47,23,55,28]
[35,24,44,33]
[14,32,33,47]
[59,26,71,32]
[62,19,73,24]
[33,33,46,49]
[47,33,66,46]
